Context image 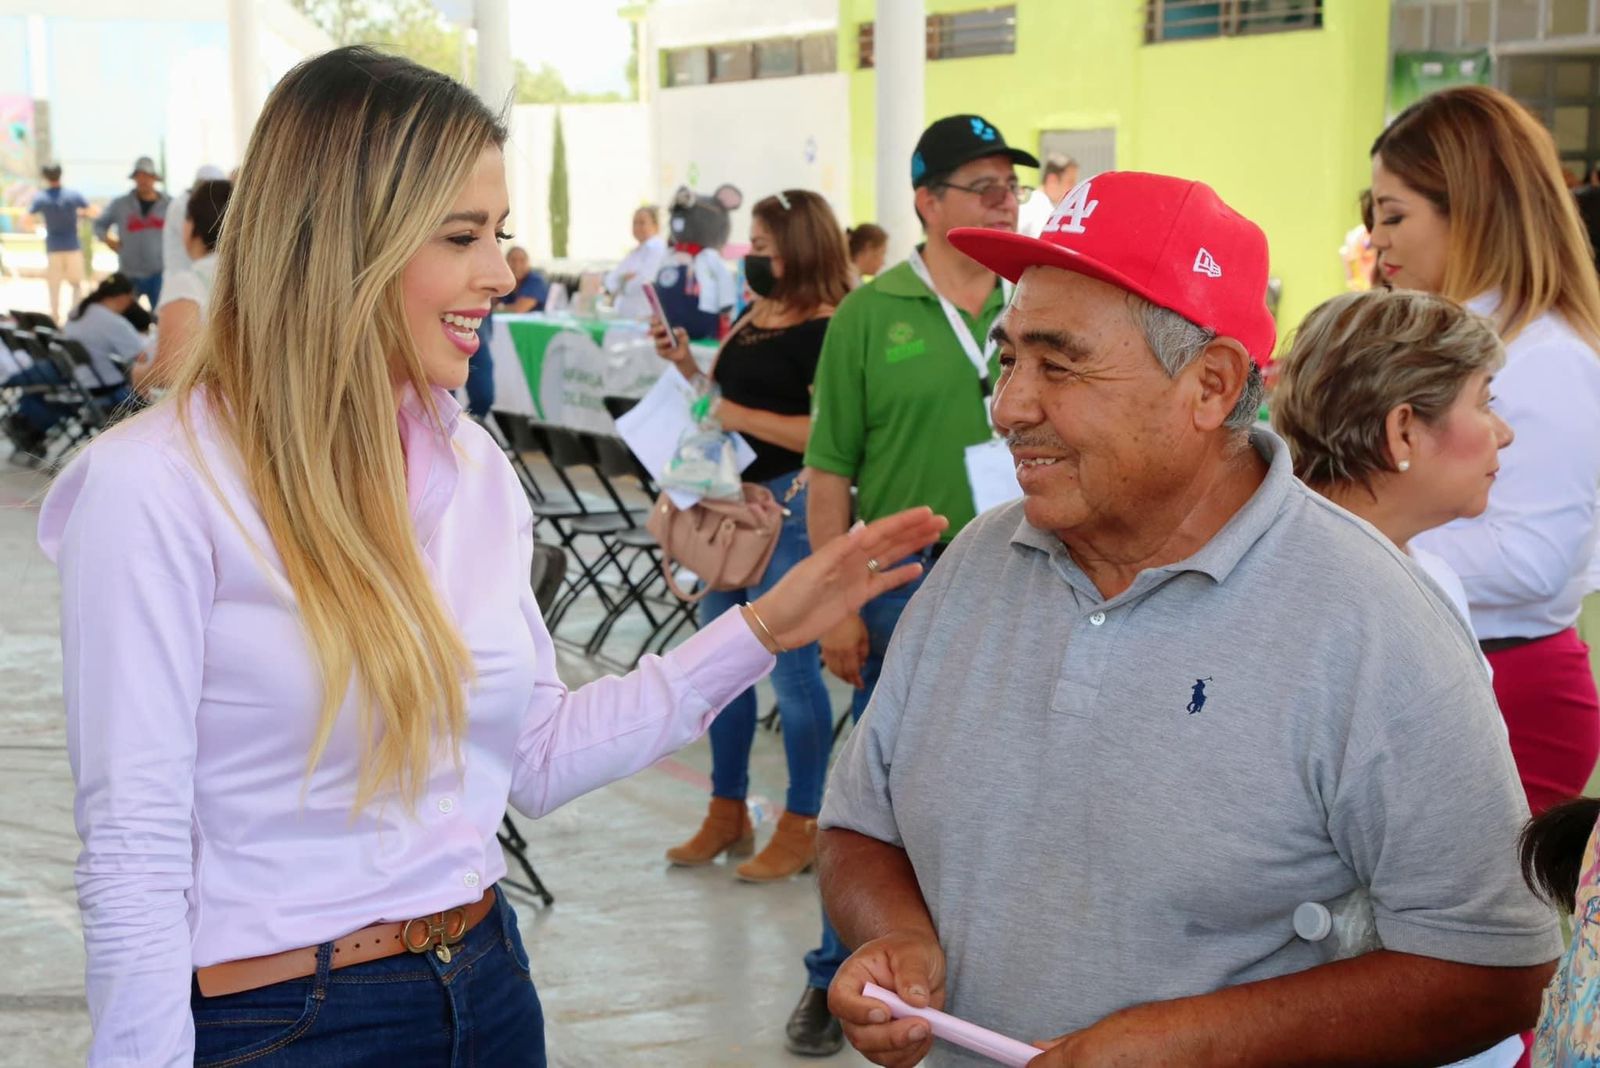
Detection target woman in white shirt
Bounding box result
[1369,85,1600,815]
[602,204,668,318]
[38,46,944,1067]
[134,178,230,393]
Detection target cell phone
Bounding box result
[642,281,673,336]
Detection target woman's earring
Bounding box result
[1398,460,1411,472]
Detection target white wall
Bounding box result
[650,0,838,48]
[506,102,653,266]
[653,73,853,252]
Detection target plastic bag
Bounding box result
[659,388,743,501]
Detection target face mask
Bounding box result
[744,254,777,298]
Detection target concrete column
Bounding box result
[874,0,925,261]
[228,0,264,163]
[474,0,515,117]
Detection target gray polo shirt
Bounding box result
[92,191,170,280]
[820,429,1560,1065]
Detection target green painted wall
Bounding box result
[842,0,1391,346]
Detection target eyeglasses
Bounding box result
[931,179,1032,208]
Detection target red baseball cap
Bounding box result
[949,171,1276,364]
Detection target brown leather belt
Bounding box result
[195,888,497,998]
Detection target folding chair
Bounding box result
[537,426,649,641]
[495,540,569,910]
[9,310,57,334]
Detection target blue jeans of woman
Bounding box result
[699,469,836,818]
[802,551,934,990]
[189,888,544,1067]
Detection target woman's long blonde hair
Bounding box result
[169,47,506,811]
[1372,85,1600,352]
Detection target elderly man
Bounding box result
[817,171,1559,1067]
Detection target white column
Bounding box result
[474,0,515,116]
[228,0,264,163]
[874,0,925,261]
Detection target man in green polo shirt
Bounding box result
[783,113,1038,1057]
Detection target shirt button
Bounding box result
[437,797,455,815]
[1089,611,1106,626]
[463,871,480,889]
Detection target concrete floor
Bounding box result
[0,444,872,1066]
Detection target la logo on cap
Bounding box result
[1043,181,1098,235]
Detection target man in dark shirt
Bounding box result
[30,163,90,323]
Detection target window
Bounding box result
[1503,54,1600,184]
[711,42,753,82]
[800,33,837,74]
[665,47,709,87]
[755,39,800,78]
[663,32,838,89]
[857,5,1017,68]
[1548,0,1592,36]
[1144,0,1322,43]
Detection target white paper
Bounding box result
[612,367,757,509]
[964,438,1024,516]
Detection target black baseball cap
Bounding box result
[41,162,61,181]
[911,115,1039,188]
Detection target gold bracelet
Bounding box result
[743,602,788,654]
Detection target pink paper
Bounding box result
[862,982,1042,1066]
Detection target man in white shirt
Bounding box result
[1017,154,1079,239]
[604,205,668,318]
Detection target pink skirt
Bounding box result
[1487,627,1600,816]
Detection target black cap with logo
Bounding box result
[910,114,1039,188]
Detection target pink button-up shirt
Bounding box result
[38,386,774,1067]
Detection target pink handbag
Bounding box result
[646,483,786,603]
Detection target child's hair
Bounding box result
[846,223,888,259]
[1520,797,1600,912]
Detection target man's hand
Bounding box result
[820,613,870,688]
[104,234,121,253]
[829,930,947,1067]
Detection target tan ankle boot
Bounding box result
[665,797,754,866]
[735,811,818,882]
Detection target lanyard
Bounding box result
[907,248,1012,397]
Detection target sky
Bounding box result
[506,0,634,97]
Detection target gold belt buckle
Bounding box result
[402,907,468,964]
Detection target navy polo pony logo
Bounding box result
[1186,677,1213,715]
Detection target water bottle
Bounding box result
[1293,888,1381,958]
[746,797,770,829]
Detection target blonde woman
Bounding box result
[1370,85,1600,815]
[37,47,944,1066]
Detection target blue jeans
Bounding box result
[189,889,544,1066]
[700,470,836,817]
[465,328,495,418]
[132,273,161,309]
[803,552,934,990]
[4,362,132,435]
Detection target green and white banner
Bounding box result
[486,313,716,432]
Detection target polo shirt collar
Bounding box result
[874,252,1007,316]
[1009,427,1294,588]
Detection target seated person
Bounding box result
[3,274,142,455]
[134,179,231,393]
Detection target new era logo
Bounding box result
[1193,248,1222,278]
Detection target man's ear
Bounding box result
[1188,337,1253,432]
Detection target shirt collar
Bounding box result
[873,256,1007,314]
[396,383,464,548]
[1009,427,1294,587]
[1465,291,1502,318]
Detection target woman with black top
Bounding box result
[653,188,852,882]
